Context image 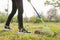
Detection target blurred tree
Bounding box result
[23,13,29,23]
[47,8,58,21]
[0,12,8,23]
[45,0,60,21]
[45,0,60,9]
[29,15,41,23]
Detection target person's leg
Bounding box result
[5,0,17,29]
[16,0,23,30]
[16,0,31,33]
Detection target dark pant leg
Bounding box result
[5,0,17,26]
[16,0,23,30]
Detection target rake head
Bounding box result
[27,0,31,2]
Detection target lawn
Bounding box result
[0,22,60,40]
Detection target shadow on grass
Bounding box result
[0,30,12,36]
[0,30,6,33]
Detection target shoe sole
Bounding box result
[18,32,24,35]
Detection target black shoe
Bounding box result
[4,26,11,30]
[22,28,31,33]
[19,28,31,33]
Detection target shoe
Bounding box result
[18,32,24,35]
[4,26,11,31]
[22,28,31,33]
[18,28,31,34]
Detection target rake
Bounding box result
[27,0,57,37]
[27,0,51,31]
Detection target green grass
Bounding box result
[0,22,60,40]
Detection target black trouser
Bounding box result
[5,0,23,30]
